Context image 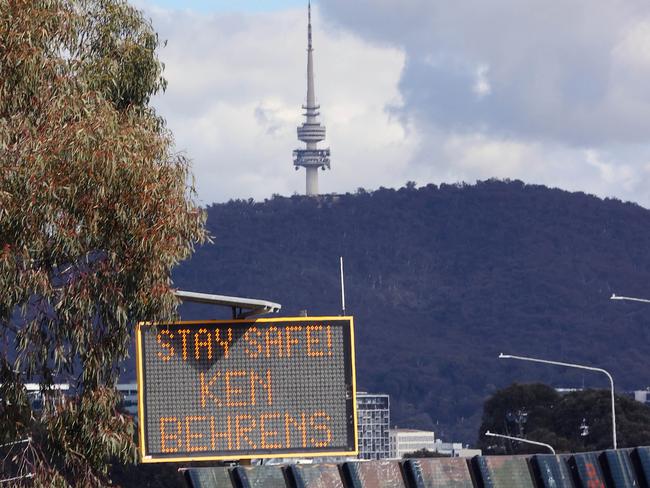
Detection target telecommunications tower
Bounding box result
[293,1,330,196]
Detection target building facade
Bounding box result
[356,392,390,460]
[434,440,482,458]
[24,383,69,410]
[117,383,138,417]
[632,389,650,405]
[389,429,435,459]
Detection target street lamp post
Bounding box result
[498,353,617,449]
[484,430,555,455]
[610,293,650,304]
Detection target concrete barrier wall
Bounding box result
[472,455,535,488]
[184,466,233,488]
[601,449,639,488]
[570,452,607,488]
[287,464,345,488]
[182,446,650,488]
[403,457,474,488]
[632,446,650,486]
[341,460,407,488]
[529,455,575,488]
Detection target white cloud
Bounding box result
[612,20,650,70]
[472,64,491,99]
[319,0,650,207]
[136,2,417,204]
[135,0,650,208]
[584,149,637,191]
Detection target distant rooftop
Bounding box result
[390,428,434,433]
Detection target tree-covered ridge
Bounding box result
[171,180,650,444]
[478,383,650,453]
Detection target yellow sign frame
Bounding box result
[135,316,358,463]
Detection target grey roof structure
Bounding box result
[174,290,281,318]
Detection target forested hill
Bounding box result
[167,180,650,444]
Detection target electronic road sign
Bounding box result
[136,317,357,462]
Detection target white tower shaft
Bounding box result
[293,0,330,196]
[306,166,318,195]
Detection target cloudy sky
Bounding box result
[135,0,650,207]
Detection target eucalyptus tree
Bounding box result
[0,0,208,485]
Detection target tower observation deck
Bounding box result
[293,1,330,196]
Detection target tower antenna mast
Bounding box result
[340,256,346,316]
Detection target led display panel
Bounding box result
[136,317,357,462]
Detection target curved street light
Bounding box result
[498,353,617,449]
[610,293,650,304]
[485,430,555,455]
